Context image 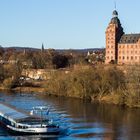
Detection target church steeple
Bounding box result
[41,43,45,52]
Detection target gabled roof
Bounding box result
[119,34,140,44]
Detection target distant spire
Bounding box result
[41,43,45,52]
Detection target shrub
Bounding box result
[3,78,15,89]
[45,66,125,100]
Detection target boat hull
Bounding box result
[7,128,60,136]
[0,121,60,135]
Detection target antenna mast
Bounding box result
[114,1,116,10]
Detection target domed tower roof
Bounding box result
[113,10,118,17]
[110,10,121,26]
[109,9,124,41]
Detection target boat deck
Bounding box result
[0,102,45,123]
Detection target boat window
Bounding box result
[18,125,22,129]
[22,126,28,129]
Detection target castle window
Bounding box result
[111,56,113,59]
[127,56,129,60]
[119,51,121,54]
[111,46,113,48]
[123,56,125,60]
[131,56,133,60]
[111,51,113,54]
[135,51,137,54]
[119,56,121,59]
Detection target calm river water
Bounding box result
[0,92,140,140]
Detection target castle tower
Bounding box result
[105,10,124,64]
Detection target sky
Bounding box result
[0,0,140,49]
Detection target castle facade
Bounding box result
[105,10,140,64]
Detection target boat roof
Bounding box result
[0,102,37,122]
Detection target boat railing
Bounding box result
[30,106,51,127]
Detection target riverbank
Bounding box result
[0,86,45,94]
[1,85,139,108]
[1,65,140,108]
[1,84,140,108]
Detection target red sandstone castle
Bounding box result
[105,10,140,64]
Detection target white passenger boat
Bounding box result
[0,102,60,135]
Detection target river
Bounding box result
[0,92,140,140]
